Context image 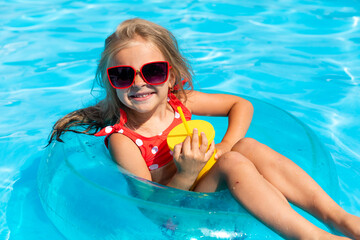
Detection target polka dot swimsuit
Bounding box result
[95,93,191,171]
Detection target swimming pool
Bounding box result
[1,0,359,239]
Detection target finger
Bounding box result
[205,140,216,160]
[191,128,199,150]
[214,143,220,159]
[182,135,191,154]
[199,132,208,153]
[215,150,221,160]
[215,151,220,159]
[173,143,182,160]
[209,140,216,153]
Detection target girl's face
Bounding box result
[112,38,174,115]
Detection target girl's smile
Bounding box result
[129,91,155,101]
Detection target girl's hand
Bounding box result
[173,128,215,180]
[214,141,233,160]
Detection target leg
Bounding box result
[232,138,360,239]
[194,152,348,239]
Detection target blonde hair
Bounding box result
[48,18,193,144]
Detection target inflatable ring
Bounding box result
[37,94,339,239]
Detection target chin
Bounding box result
[126,101,156,114]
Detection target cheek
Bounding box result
[116,89,128,102]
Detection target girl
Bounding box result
[49,18,360,239]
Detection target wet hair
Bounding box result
[47,18,193,145]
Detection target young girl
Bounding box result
[49,18,360,239]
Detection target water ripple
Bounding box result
[1,0,360,238]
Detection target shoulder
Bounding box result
[108,133,142,159]
[108,132,137,147]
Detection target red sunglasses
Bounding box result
[107,61,172,89]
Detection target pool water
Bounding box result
[1,0,359,239]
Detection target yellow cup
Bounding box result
[167,120,216,187]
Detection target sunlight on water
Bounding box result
[1,0,359,239]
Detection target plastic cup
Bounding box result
[167,119,216,186]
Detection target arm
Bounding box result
[108,133,152,181]
[184,91,254,157]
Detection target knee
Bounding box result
[216,151,254,174]
[232,137,260,154]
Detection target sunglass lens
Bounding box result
[108,67,134,88]
[142,62,168,84]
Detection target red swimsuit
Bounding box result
[95,93,191,171]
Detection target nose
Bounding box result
[133,70,147,87]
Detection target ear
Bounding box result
[168,71,176,89]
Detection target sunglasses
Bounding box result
[107,61,172,89]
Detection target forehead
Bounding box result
[113,38,165,67]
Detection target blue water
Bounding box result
[1,0,360,239]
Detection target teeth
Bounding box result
[133,93,151,98]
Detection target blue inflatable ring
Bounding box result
[37,93,339,239]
